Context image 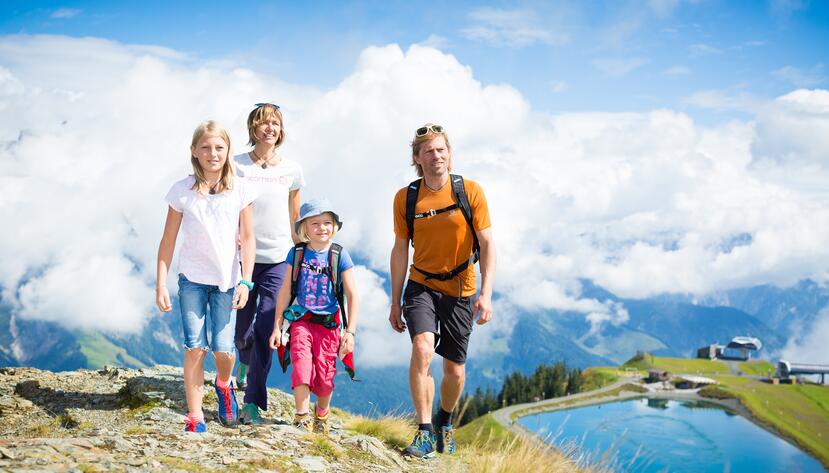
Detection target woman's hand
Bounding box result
[232,284,250,309]
[156,287,172,312]
[338,331,355,358]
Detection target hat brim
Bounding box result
[295,211,343,234]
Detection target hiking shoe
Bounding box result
[238,402,262,425]
[213,378,238,426]
[404,429,436,458]
[184,417,206,433]
[313,411,330,437]
[293,412,313,433]
[436,424,456,454]
[236,362,248,391]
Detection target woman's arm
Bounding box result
[288,188,301,244]
[156,206,183,312]
[233,203,256,309]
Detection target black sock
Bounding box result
[418,423,434,433]
[434,408,453,427]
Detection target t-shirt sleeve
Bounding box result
[285,247,296,265]
[238,180,257,209]
[338,247,355,273]
[291,163,306,191]
[393,187,409,240]
[164,181,184,212]
[468,180,492,232]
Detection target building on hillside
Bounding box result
[647,369,670,383]
[697,336,762,361]
[776,360,829,384]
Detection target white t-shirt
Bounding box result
[234,152,305,264]
[164,176,256,291]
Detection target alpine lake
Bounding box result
[518,397,826,473]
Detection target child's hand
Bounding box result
[269,328,281,349]
[232,284,249,309]
[338,331,355,358]
[156,287,172,312]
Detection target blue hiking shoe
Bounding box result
[213,378,238,427]
[184,416,207,433]
[436,424,456,454]
[404,429,436,458]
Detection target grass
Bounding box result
[455,414,594,473]
[158,456,204,472]
[75,330,147,369]
[580,367,621,391]
[124,426,149,436]
[738,360,775,376]
[712,376,829,466]
[309,435,345,462]
[622,354,728,374]
[345,415,412,450]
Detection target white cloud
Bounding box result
[684,89,756,111]
[591,57,649,77]
[550,80,568,93]
[780,306,829,364]
[774,65,827,88]
[51,8,82,19]
[663,65,690,75]
[462,8,569,47]
[689,43,722,56]
[2,35,829,366]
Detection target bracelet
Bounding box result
[346,330,356,337]
[238,279,254,290]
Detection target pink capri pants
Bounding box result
[289,318,341,397]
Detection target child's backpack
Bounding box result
[276,241,356,379]
[405,174,480,281]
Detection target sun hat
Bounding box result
[294,198,343,234]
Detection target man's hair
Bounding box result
[410,123,452,177]
[247,104,286,147]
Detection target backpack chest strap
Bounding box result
[413,203,459,220]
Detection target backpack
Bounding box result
[289,241,348,329]
[405,174,480,281]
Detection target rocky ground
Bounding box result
[0,366,448,472]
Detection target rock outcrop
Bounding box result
[0,366,440,472]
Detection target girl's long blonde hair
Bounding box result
[190,120,235,195]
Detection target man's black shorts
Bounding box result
[402,280,474,364]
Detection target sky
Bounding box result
[0,1,828,365]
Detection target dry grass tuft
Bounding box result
[344,414,412,450]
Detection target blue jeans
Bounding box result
[178,274,236,353]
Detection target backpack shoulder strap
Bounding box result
[290,242,307,304]
[405,179,421,246]
[450,174,479,260]
[328,243,348,328]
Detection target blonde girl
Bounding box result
[156,120,256,432]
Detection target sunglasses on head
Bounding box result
[255,102,281,109]
[415,124,445,137]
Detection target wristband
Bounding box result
[238,279,254,290]
[346,330,356,337]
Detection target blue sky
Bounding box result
[1,0,827,121]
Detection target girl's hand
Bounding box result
[156,287,172,312]
[232,284,250,309]
[338,331,355,358]
[269,328,282,349]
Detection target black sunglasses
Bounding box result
[415,124,445,137]
[255,102,281,109]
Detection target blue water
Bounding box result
[518,398,826,473]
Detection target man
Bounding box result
[389,123,496,458]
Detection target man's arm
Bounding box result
[388,237,409,333]
[474,227,495,324]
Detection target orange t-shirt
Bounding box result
[393,177,491,297]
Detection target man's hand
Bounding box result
[473,293,493,325]
[388,304,406,333]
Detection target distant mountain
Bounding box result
[1,280,820,416]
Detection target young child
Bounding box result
[269,199,359,436]
[156,120,256,432]
[233,102,305,424]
